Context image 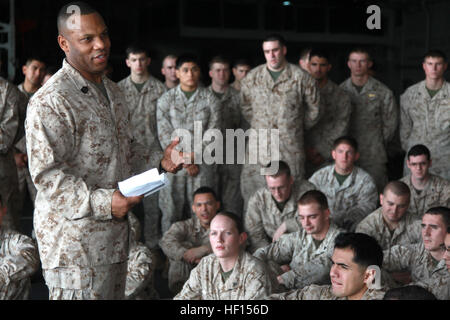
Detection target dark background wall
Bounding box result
[1,0,449,97]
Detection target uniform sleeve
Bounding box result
[399,92,413,151]
[239,76,254,125]
[253,233,296,265]
[156,93,174,150]
[25,97,115,221]
[0,83,20,154]
[173,262,204,300]
[159,222,192,261]
[344,176,378,231]
[383,244,416,272]
[125,244,155,299]
[302,73,322,130]
[267,284,322,300]
[242,267,272,300]
[382,89,398,144]
[0,234,39,284]
[244,195,271,253]
[281,245,333,289]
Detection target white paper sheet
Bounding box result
[118,168,169,197]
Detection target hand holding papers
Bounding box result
[118,168,169,197]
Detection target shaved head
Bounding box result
[57,1,98,36]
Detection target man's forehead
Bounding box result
[424,57,445,63]
[64,12,106,34]
[298,203,322,216]
[422,214,444,225]
[212,62,229,70]
[179,62,199,69]
[164,58,176,66]
[408,154,428,163]
[194,193,215,203]
[263,40,282,50]
[332,247,355,264]
[310,56,328,64]
[349,52,369,60]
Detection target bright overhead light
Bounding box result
[282,1,292,6]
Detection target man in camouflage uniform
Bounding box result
[244,161,315,253]
[157,54,221,234]
[161,54,179,90]
[400,144,450,219]
[25,3,185,300]
[240,34,321,210]
[0,76,23,231]
[340,48,398,192]
[174,212,272,300]
[268,232,386,300]
[118,45,166,252]
[254,190,345,290]
[309,136,378,231]
[15,57,46,208]
[304,50,352,177]
[414,225,449,300]
[356,181,422,251]
[159,187,220,295]
[0,193,39,299]
[207,56,244,216]
[383,207,449,294]
[125,212,158,300]
[230,59,251,92]
[400,50,449,180]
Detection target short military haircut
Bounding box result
[214,211,244,234]
[348,47,372,61]
[424,206,450,228]
[57,1,98,35]
[383,181,411,198]
[423,49,448,63]
[176,54,200,69]
[267,160,291,178]
[263,33,286,47]
[383,285,437,300]
[299,47,312,60]
[298,190,329,211]
[233,58,250,69]
[309,49,330,62]
[332,136,358,152]
[209,55,230,70]
[407,144,431,160]
[24,56,46,66]
[125,44,149,59]
[334,232,383,269]
[193,186,217,201]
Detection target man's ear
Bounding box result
[354,152,360,162]
[125,59,131,68]
[58,35,70,55]
[239,232,248,246]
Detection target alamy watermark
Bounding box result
[367,5,381,30]
[170,121,280,176]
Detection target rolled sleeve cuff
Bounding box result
[90,188,115,221]
[280,270,295,289]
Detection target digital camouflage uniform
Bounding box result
[383,242,448,289]
[305,80,352,177]
[118,75,166,250]
[244,180,316,253]
[16,84,37,206]
[340,77,398,192]
[400,174,450,219]
[309,165,378,231]
[125,213,158,300]
[157,86,221,234]
[174,251,272,300]
[414,271,450,300]
[0,77,21,231]
[356,207,422,251]
[253,223,344,289]
[0,227,39,299]
[159,216,211,294]
[400,81,450,180]
[268,284,386,300]
[207,86,244,216]
[240,64,321,209]
[26,60,160,300]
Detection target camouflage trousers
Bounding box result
[159,167,217,234]
[44,263,127,300]
[142,193,162,250]
[17,166,37,204]
[219,164,244,217]
[240,164,266,213]
[0,155,21,231]
[358,161,388,194]
[168,259,195,295]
